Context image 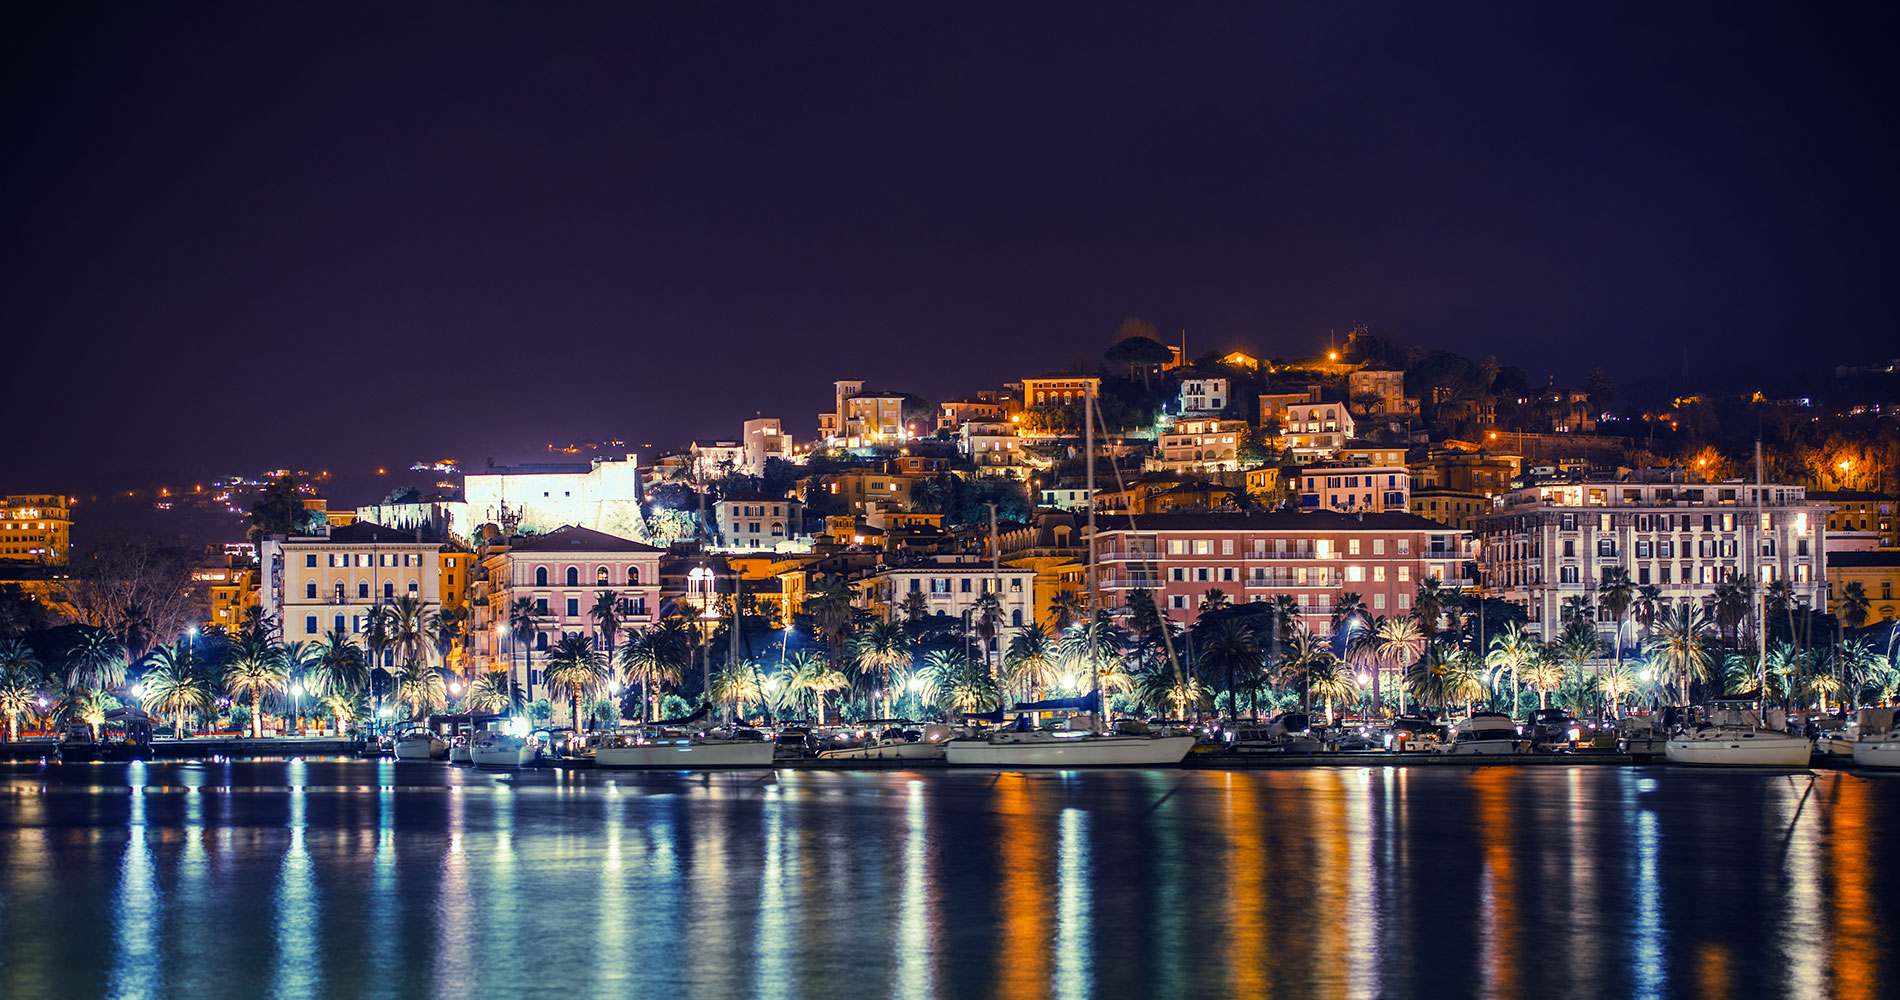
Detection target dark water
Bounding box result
[1,760,1896,1000]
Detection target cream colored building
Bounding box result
[258,522,444,662]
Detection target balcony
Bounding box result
[1095,550,1161,563]
[1098,573,1162,590]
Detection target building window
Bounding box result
[305,554,317,568]
[566,598,579,617]
[305,615,318,635]
[566,567,580,587]
[960,578,971,593]
[335,582,345,601]
[305,581,317,599]
[358,582,370,599]
[598,566,610,585]
[628,567,640,586]
[383,582,395,599]
[535,598,548,615]
[536,567,549,587]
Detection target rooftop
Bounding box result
[507,525,665,553]
[1097,511,1461,533]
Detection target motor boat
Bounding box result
[1437,713,1530,755]
[56,720,99,762]
[816,723,950,761]
[470,728,539,767]
[1851,708,1900,769]
[1224,713,1325,755]
[1524,708,1585,750]
[448,736,473,764]
[1664,704,1811,767]
[1387,716,1447,752]
[945,717,1194,767]
[1613,716,1668,757]
[593,727,777,768]
[393,727,447,761]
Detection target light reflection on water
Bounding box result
[2,761,1898,1000]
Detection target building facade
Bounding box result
[1348,369,1409,413]
[1021,374,1101,408]
[1297,463,1410,513]
[1476,476,1831,637]
[258,522,445,654]
[1093,512,1466,630]
[714,495,805,551]
[1148,418,1244,472]
[741,418,793,475]
[1177,377,1230,416]
[1,494,71,565]
[1826,551,1900,625]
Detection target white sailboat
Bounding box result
[945,726,1196,767]
[393,727,446,761]
[470,728,539,767]
[593,728,777,768]
[1850,707,1900,769]
[815,722,951,761]
[1664,704,1811,767]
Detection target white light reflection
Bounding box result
[106,761,158,998]
[1626,775,1664,1000]
[893,779,935,999]
[432,783,471,990]
[1777,776,1823,995]
[598,787,630,990]
[753,783,790,999]
[1345,770,1381,999]
[369,760,397,981]
[272,758,320,997]
[1054,806,1092,1000]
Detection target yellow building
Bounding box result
[1021,374,1102,408]
[194,563,258,631]
[2,494,72,565]
[1411,488,1492,531]
[1245,466,1283,503]
[1828,551,1900,625]
[1811,491,1898,549]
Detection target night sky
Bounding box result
[5,2,1895,492]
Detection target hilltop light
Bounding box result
[1328,351,1338,361]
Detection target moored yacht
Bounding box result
[1664,704,1811,767]
[816,722,950,761]
[1438,713,1530,755]
[470,728,539,767]
[945,717,1194,767]
[593,727,776,768]
[393,727,447,761]
[1850,708,1900,769]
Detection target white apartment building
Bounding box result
[959,420,1032,478]
[1279,403,1356,461]
[870,559,1039,655]
[689,440,745,479]
[456,453,656,543]
[475,526,664,702]
[742,417,793,474]
[1177,377,1230,416]
[258,522,444,660]
[714,495,805,551]
[1477,475,1832,638]
[1146,418,1244,473]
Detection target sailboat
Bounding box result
[593,703,776,768]
[1850,707,1900,768]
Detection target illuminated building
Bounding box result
[689,439,745,479]
[1409,488,1493,531]
[1259,388,1356,461]
[1825,551,1900,624]
[1020,374,1101,408]
[741,417,793,474]
[1177,376,1230,416]
[937,394,1015,431]
[1410,450,1521,498]
[1809,491,1897,550]
[713,494,806,552]
[455,453,658,543]
[1,494,71,566]
[1093,511,1466,630]
[258,522,445,656]
[1147,417,1245,472]
[475,526,663,701]
[868,557,1039,646]
[193,561,257,631]
[1477,475,1831,639]
[1297,462,1410,513]
[1347,369,1412,414]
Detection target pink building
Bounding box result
[1092,512,1466,631]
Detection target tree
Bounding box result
[1198,589,1230,615]
[544,634,608,730]
[311,629,368,699]
[1002,625,1057,702]
[1839,581,1871,633]
[1375,617,1426,715]
[139,641,213,738]
[65,626,126,691]
[247,475,314,543]
[466,670,520,716]
[1104,325,1171,385]
[783,649,849,724]
[222,636,287,738]
[1194,617,1259,721]
[381,596,439,671]
[971,592,1004,676]
[1597,567,1635,687]
[0,640,44,742]
[590,591,624,660]
[1413,579,1449,638]
[1485,622,1537,718]
[393,661,448,720]
[508,597,542,698]
[1046,588,1087,632]
[1521,647,1566,710]
[848,620,911,717]
[1644,605,1715,706]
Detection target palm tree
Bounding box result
[1330,591,1366,639]
[1643,604,1715,707]
[0,644,43,742]
[1435,647,1487,718]
[1198,588,1231,614]
[1059,612,1129,706]
[1307,653,1358,724]
[1839,582,1871,635]
[804,573,858,676]
[849,619,911,716]
[924,647,999,715]
[382,596,438,669]
[1598,663,1637,719]
[1195,618,1260,720]
[590,591,624,659]
[1557,627,1602,717]
[1521,647,1566,710]
[66,626,126,691]
[783,649,849,723]
[1708,578,1752,655]
[275,640,317,732]
[1485,622,1536,718]
[508,596,542,698]
[1343,615,1384,715]
[1002,624,1058,702]
[311,629,368,699]
[1375,617,1426,716]
[1598,566,1635,679]
[1046,588,1087,632]
[971,592,1004,676]
[222,637,287,738]
[1281,629,1327,717]
[543,634,608,730]
[393,660,448,720]
[139,641,214,738]
[466,670,520,716]
[1633,584,1664,644]
[897,590,930,634]
[1413,579,1449,639]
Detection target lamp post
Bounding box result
[290,681,303,736]
[688,566,716,717]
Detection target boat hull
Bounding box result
[1441,738,1531,755]
[1851,741,1900,769]
[449,746,472,764]
[816,741,947,761]
[945,734,1195,767]
[471,744,537,767]
[1664,736,1811,767]
[393,740,442,761]
[594,741,777,768]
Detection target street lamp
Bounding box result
[290,681,303,735]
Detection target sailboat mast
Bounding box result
[1086,383,1104,724]
[1756,439,1767,714]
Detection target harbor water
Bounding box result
[1,759,1895,999]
